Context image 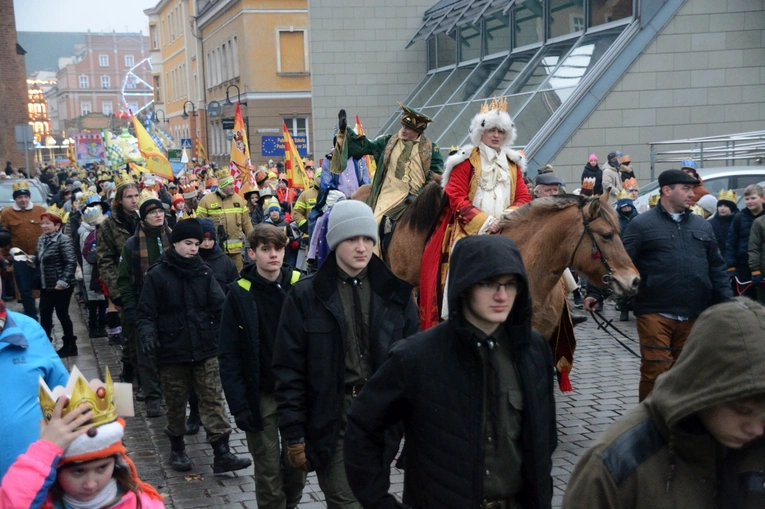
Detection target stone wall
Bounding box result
[0,0,32,168]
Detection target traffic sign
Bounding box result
[180,138,192,150]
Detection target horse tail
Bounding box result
[398,181,446,237]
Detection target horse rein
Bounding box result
[568,206,615,289]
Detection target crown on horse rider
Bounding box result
[480,96,508,114]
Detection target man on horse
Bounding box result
[331,106,444,252]
[419,96,531,329]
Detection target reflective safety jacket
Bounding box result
[293,186,318,231]
[196,191,253,255]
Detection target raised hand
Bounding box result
[40,397,93,450]
[338,109,347,133]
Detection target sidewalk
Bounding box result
[17,295,640,509]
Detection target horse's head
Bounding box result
[574,195,640,297]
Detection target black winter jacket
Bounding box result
[136,250,225,365]
[622,202,732,317]
[35,232,77,290]
[580,163,603,195]
[272,252,420,472]
[725,207,765,277]
[219,264,296,429]
[0,222,11,247]
[344,235,556,509]
[200,244,240,293]
[709,211,737,260]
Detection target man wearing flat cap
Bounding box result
[585,169,732,401]
[332,105,443,250]
[533,172,566,198]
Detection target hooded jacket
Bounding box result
[344,235,557,509]
[200,244,239,293]
[602,162,621,205]
[726,206,765,278]
[563,298,765,508]
[616,198,638,235]
[709,209,737,260]
[272,252,420,472]
[219,263,298,429]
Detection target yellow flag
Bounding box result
[229,103,250,185]
[282,123,309,190]
[131,114,173,179]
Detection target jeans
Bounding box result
[12,260,37,319]
[39,287,75,339]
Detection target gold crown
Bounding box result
[76,189,94,207]
[215,168,232,181]
[12,180,29,193]
[45,203,69,223]
[617,188,631,200]
[582,177,596,190]
[622,177,638,190]
[137,188,158,208]
[114,172,135,189]
[480,96,508,114]
[648,194,660,206]
[718,189,737,202]
[39,366,117,429]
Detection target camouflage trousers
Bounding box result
[159,358,231,441]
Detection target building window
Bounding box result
[284,117,309,153]
[150,24,159,49]
[485,12,511,55]
[102,102,113,115]
[101,75,110,89]
[153,75,162,102]
[277,29,308,74]
[221,43,228,81]
[99,54,109,67]
[232,35,239,77]
[514,1,544,48]
[549,0,584,39]
[128,103,138,113]
[125,55,134,67]
[590,0,633,28]
[79,75,89,88]
[81,102,91,115]
[171,69,177,102]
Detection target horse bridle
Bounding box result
[568,205,615,290]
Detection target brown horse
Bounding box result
[385,183,640,340]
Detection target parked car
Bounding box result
[634,166,765,211]
[0,179,51,212]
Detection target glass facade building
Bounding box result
[378,0,635,152]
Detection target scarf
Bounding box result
[62,479,118,509]
[167,247,202,277]
[394,140,416,180]
[131,224,170,287]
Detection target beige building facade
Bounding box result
[196,0,312,167]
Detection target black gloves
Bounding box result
[338,109,347,133]
[141,335,159,355]
[234,409,258,433]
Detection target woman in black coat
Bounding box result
[580,154,603,196]
[33,208,77,356]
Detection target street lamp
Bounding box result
[223,84,246,106]
[181,101,198,119]
[154,109,169,123]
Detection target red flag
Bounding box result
[282,123,309,190]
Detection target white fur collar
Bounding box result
[441,145,526,188]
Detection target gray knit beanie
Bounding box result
[326,200,378,250]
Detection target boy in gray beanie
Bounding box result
[273,199,419,508]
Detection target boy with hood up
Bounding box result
[344,235,557,509]
[563,298,765,508]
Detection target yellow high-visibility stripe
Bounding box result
[291,270,301,284]
[237,278,251,291]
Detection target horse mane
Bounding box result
[499,194,619,231]
[398,182,445,234]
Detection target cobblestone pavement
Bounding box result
[24,293,640,509]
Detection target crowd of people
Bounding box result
[0,96,764,509]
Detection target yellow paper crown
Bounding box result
[114,172,135,189]
[39,366,117,429]
[648,194,660,206]
[480,96,508,114]
[137,188,158,208]
[45,203,69,223]
[215,168,232,181]
[12,180,29,193]
[582,177,596,190]
[617,188,631,200]
[77,189,95,207]
[718,189,737,203]
[622,177,638,190]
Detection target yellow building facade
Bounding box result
[196,0,312,166]
[145,0,207,159]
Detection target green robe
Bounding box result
[334,128,444,220]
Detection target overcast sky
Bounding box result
[14,0,159,34]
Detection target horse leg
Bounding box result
[387,225,424,288]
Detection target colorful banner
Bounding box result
[228,103,251,193]
[195,137,207,163]
[74,132,106,165]
[132,115,173,179]
[261,135,308,157]
[354,115,377,178]
[282,123,309,190]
